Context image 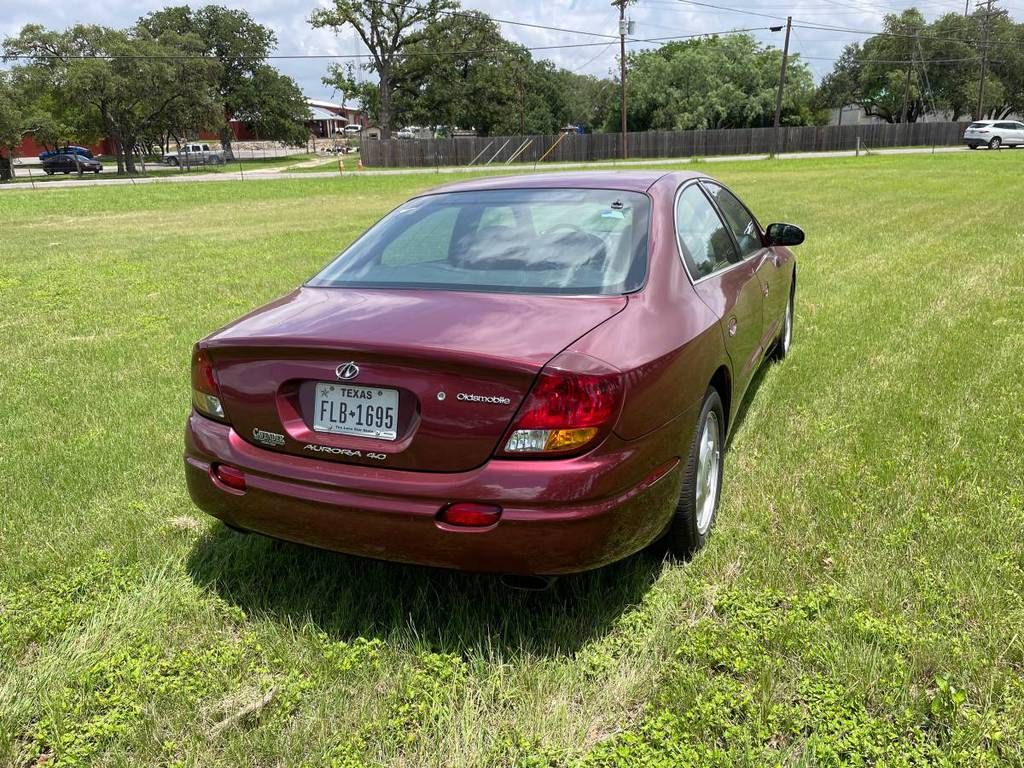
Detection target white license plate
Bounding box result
[313,382,399,440]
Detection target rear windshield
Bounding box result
[308,188,651,295]
[968,122,990,128]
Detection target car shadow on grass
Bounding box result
[186,529,665,657]
[726,356,773,450]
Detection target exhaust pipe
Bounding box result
[500,574,558,591]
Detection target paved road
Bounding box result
[0,145,974,192]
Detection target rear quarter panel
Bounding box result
[566,174,728,442]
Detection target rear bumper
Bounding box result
[184,411,688,575]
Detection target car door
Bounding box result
[674,182,765,397]
[702,181,785,350]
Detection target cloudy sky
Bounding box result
[2,0,1017,103]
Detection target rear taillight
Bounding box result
[191,346,227,422]
[499,353,623,457]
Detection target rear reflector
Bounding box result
[438,503,502,527]
[212,464,246,492]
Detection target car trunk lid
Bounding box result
[202,286,626,472]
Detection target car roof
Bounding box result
[424,170,707,195]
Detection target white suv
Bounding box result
[964,120,1024,149]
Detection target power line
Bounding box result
[2,27,773,62]
[670,0,1024,48]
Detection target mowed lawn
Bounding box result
[1,152,1023,767]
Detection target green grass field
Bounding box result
[2,152,1023,766]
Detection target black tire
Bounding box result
[666,388,726,560]
[167,157,179,167]
[990,137,1002,150]
[968,145,978,150]
[771,280,795,362]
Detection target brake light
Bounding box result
[500,353,623,456]
[191,346,227,422]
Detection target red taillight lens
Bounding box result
[500,354,623,457]
[191,346,227,422]
[438,503,502,527]
[212,463,246,491]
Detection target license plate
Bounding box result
[313,382,399,440]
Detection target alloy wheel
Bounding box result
[782,295,794,354]
[695,410,722,535]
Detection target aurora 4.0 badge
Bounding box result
[304,444,387,461]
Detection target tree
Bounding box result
[392,10,521,136]
[605,34,823,132]
[310,0,456,138]
[820,8,1024,122]
[139,6,310,159]
[4,24,220,174]
[0,69,48,179]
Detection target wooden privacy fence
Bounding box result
[361,122,971,168]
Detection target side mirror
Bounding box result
[766,223,805,247]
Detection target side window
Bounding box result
[478,206,517,231]
[381,206,458,266]
[995,122,1015,130]
[675,185,739,280]
[703,182,763,259]
[202,144,210,151]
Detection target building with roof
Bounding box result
[306,98,369,138]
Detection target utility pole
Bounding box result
[613,0,634,160]
[976,0,1001,119]
[901,29,915,124]
[772,16,792,155]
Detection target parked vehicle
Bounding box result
[964,120,1024,149]
[41,153,103,175]
[343,124,362,134]
[184,171,803,576]
[163,143,225,166]
[38,145,94,161]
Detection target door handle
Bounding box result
[727,317,738,337]
[763,283,770,297]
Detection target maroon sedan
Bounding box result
[185,171,803,575]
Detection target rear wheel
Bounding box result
[167,157,179,167]
[968,144,978,150]
[990,137,1002,150]
[666,388,725,559]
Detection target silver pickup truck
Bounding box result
[163,143,225,166]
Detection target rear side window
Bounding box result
[702,182,763,259]
[995,122,1016,130]
[675,185,739,280]
[968,122,988,129]
[309,188,651,295]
